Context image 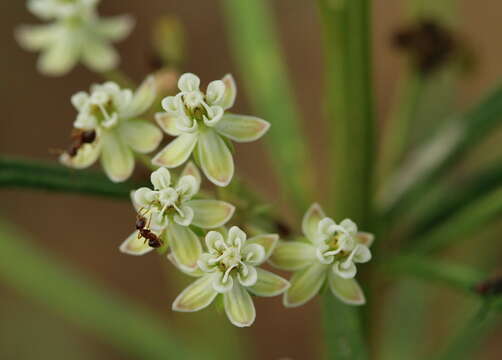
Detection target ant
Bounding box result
[67,129,96,157]
[136,213,163,248]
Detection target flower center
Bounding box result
[220,247,242,269]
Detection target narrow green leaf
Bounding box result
[435,302,500,360]
[381,85,502,221]
[0,219,192,360]
[220,0,313,212]
[412,186,502,254]
[387,255,486,293]
[0,156,143,199]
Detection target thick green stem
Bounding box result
[0,219,192,360]
[318,0,374,359]
[0,156,143,199]
[220,0,313,213]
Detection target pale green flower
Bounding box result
[16,0,133,76]
[153,73,270,187]
[60,77,162,182]
[171,226,289,327]
[120,163,236,273]
[270,203,374,307]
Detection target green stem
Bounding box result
[318,0,374,359]
[0,156,143,199]
[220,0,313,213]
[0,219,193,360]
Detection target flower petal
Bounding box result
[96,15,134,41]
[152,133,198,168]
[166,222,202,272]
[167,253,204,277]
[81,40,118,73]
[283,263,327,308]
[223,283,256,327]
[219,74,237,110]
[118,119,162,154]
[246,234,278,264]
[172,275,218,312]
[122,76,157,118]
[180,161,202,186]
[155,112,183,136]
[100,130,134,182]
[37,35,79,76]
[197,129,234,187]
[356,232,375,248]
[269,241,316,271]
[248,268,290,297]
[150,167,171,189]
[185,200,235,229]
[178,73,200,92]
[328,272,365,305]
[302,203,326,242]
[15,24,58,51]
[119,231,154,256]
[215,114,270,143]
[59,142,100,169]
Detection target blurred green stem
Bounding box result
[0,219,192,360]
[221,0,313,213]
[318,0,374,359]
[0,156,142,199]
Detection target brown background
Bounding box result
[1,1,501,359]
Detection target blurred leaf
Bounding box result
[381,85,502,220]
[435,302,501,360]
[0,219,193,360]
[411,185,502,254]
[410,162,502,239]
[221,0,313,212]
[0,156,144,199]
[388,254,486,293]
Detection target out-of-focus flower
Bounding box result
[120,163,235,273]
[60,77,161,182]
[16,0,133,76]
[172,226,289,327]
[153,73,270,187]
[269,203,374,307]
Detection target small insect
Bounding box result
[136,214,163,248]
[67,129,96,157]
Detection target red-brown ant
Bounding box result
[67,129,96,157]
[136,214,163,248]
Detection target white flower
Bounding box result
[120,163,236,273]
[171,226,289,327]
[153,73,270,187]
[269,203,374,307]
[60,77,162,182]
[16,0,133,76]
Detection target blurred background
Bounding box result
[1,0,501,359]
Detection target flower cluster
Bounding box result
[153,73,270,186]
[16,0,133,75]
[270,204,373,306]
[60,77,161,182]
